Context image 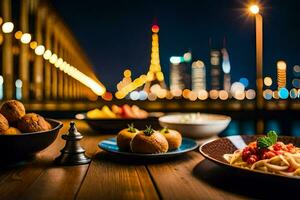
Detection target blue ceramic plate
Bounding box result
[98,137,198,158]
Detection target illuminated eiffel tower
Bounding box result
[143,24,167,92]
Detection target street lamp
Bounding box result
[249,4,264,134]
[249,4,263,109]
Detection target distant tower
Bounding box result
[277,60,287,89]
[210,50,221,90]
[192,60,206,92]
[143,24,166,92]
[221,38,231,92]
[170,57,187,91]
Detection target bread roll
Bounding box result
[131,126,168,154]
[160,128,182,150]
[117,124,138,151]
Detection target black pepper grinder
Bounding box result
[55,121,91,165]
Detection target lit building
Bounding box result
[221,48,231,92]
[0,0,105,101]
[210,50,221,90]
[170,57,190,91]
[277,60,287,89]
[143,24,167,93]
[192,60,206,92]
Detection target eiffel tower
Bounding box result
[143,24,167,93]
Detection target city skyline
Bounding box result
[52,0,300,92]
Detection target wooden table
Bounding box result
[0,120,295,200]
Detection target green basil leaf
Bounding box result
[267,131,278,144]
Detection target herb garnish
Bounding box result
[257,131,278,149]
[127,123,136,133]
[144,125,154,136]
[161,127,169,134]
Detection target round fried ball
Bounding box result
[0,100,25,124]
[18,113,51,133]
[0,113,9,133]
[4,127,21,135]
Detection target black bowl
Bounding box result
[0,118,63,162]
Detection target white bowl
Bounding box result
[159,113,231,139]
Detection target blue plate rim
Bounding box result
[98,137,198,157]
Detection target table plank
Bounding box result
[76,152,159,200]
[18,120,112,200]
[147,151,247,200]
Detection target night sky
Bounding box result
[52,0,300,92]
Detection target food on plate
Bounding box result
[0,113,9,133]
[130,126,168,154]
[3,127,21,135]
[160,127,182,150]
[86,104,148,119]
[0,100,26,124]
[223,131,300,177]
[117,124,138,150]
[18,113,52,133]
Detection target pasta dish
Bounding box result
[224,131,300,177]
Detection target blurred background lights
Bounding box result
[263,89,273,100]
[14,31,22,39]
[219,90,229,100]
[209,90,219,100]
[129,91,140,100]
[43,50,52,60]
[245,89,256,100]
[183,52,192,62]
[239,77,249,88]
[290,88,298,99]
[151,24,159,33]
[278,88,289,99]
[123,69,131,77]
[138,90,148,100]
[292,79,300,88]
[293,65,300,77]
[20,33,31,44]
[34,45,45,55]
[264,77,273,87]
[2,22,14,33]
[49,53,58,64]
[230,82,245,97]
[170,56,182,64]
[198,90,208,100]
[30,41,37,49]
[273,90,279,99]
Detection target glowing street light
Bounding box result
[249,4,263,109]
[249,5,260,14]
[20,33,31,44]
[2,22,14,33]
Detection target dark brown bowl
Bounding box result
[0,119,63,162]
[75,113,163,133]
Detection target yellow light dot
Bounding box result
[182,89,191,99]
[277,60,287,70]
[209,90,219,100]
[123,69,131,77]
[171,89,182,97]
[14,31,22,39]
[30,41,38,49]
[49,54,58,64]
[219,90,229,100]
[198,90,208,100]
[264,77,272,87]
[188,91,198,101]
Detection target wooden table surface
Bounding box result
[0,120,295,200]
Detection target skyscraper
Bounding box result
[277,60,287,89]
[210,50,221,90]
[221,48,231,92]
[170,57,189,91]
[192,60,206,92]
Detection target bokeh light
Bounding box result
[239,77,249,88]
[198,90,208,100]
[263,89,273,100]
[278,88,289,99]
[264,77,272,87]
[209,90,219,100]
